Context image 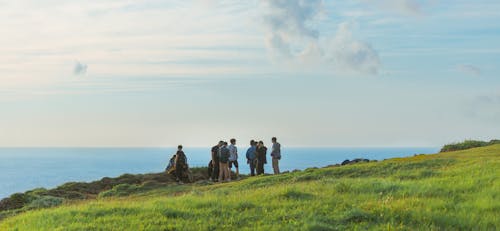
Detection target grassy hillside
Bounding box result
[1,145,499,230]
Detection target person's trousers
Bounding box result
[175,164,183,181]
[219,162,229,182]
[272,158,280,174]
[248,159,256,176]
[212,161,220,181]
[256,160,264,175]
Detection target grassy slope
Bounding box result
[1,145,499,231]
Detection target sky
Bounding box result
[0,0,499,147]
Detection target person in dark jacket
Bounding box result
[218,142,231,182]
[210,141,223,182]
[175,145,188,183]
[256,141,267,175]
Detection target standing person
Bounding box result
[210,141,223,182]
[271,137,281,174]
[246,140,257,176]
[218,142,231,182]
[228,138,239,180]
[256,141,267,175]
[175,145,187,183]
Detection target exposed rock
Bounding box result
[341,158,371,166]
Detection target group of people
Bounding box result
[167,137,282,183]
[209,137,281,182]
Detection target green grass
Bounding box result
[1,145,499,230]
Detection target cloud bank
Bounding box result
[262,0,381,74]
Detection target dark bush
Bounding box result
[440,139,500,152]
[0,193,35,211]
[26,196,63,209]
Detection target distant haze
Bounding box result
[0,1,499,147]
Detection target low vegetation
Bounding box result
[1,145,499,230]
[0,168,209,220]
[440,139,500,152]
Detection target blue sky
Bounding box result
[0,0,499,147]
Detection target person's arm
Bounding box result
[264,148,267,164]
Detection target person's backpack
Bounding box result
[166,155,176,174]
[273,144,281,160]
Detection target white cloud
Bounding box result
[262,0,380,74]
[262,0,322,59]
[327,22,381,74]
[0,1,265,92]
[456,64,481,76]
[73,61,88,75]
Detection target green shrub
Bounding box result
[0,193,35,211]
[98,184,142,198]
[440,139,499,152]
[24,188,48,196]
[26,196,63,210]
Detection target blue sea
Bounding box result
[0,147,438,199]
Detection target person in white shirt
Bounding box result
[271,137,281,174]
[228,138,239,180]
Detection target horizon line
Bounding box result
[0,145,440,148]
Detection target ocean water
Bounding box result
[0,147,438,199]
